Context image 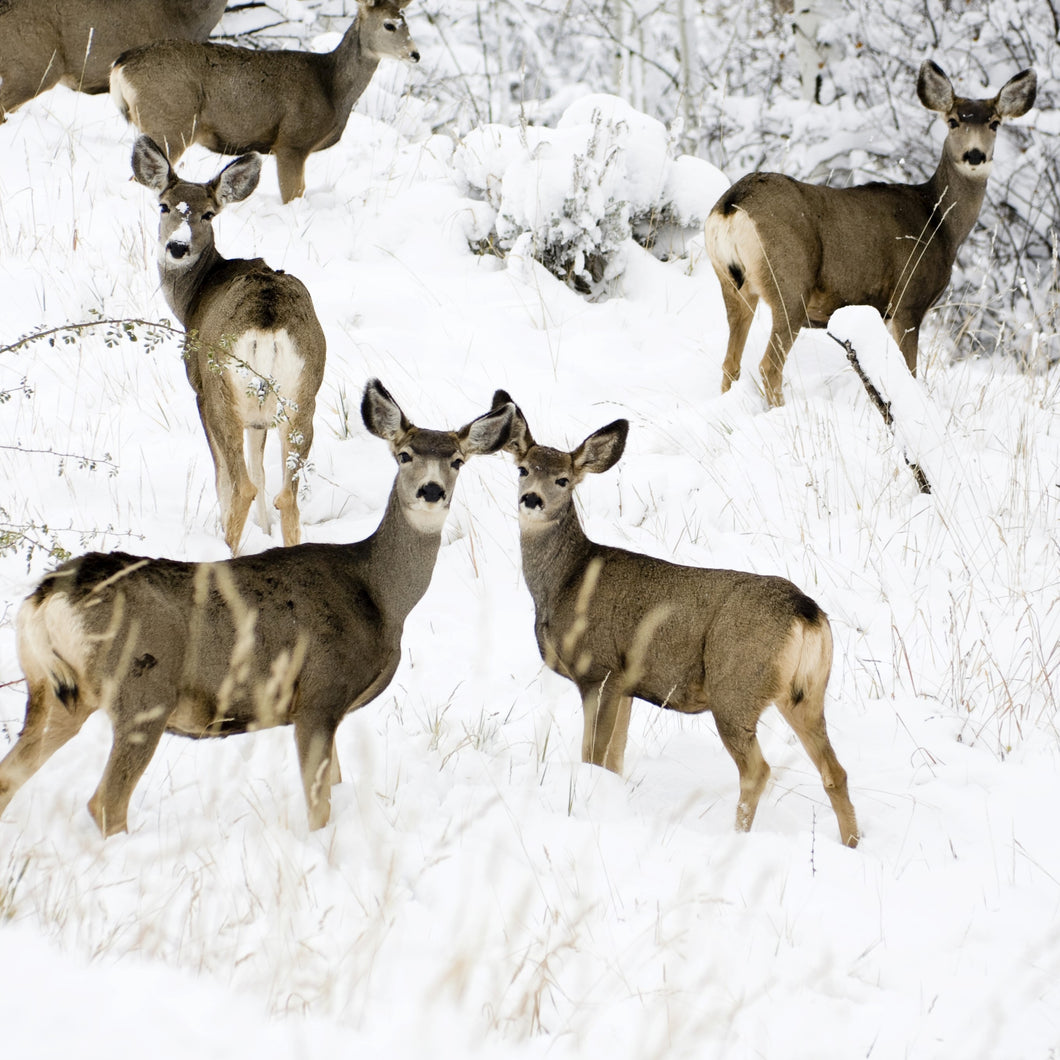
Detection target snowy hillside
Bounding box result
[1,2,1058,1057]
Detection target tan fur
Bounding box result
[0,383,515,836]
[0,0,226,120]
[495,391,859,846]
[705,62,1036,407]
[109,0,421,202]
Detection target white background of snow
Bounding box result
[0,27,1059,1060]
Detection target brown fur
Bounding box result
[494,390,859,846]
[705,61,1036,407]
[0,382,515,836]
[0,0,226,119]
[110,0,420,202]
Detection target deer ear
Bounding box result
[462,403,515,455]
[131,136,173,192]
[490,392,534,457]
[917,60,954,113]
[573,420,628,475]
[361,379,410,442]
[997,68,1036,118]
[213,153,262,207]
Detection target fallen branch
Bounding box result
[829,332,932,494]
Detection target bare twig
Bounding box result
[829,331,932,494]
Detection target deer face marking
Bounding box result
[361,1,421,64]
[516,447,576,528]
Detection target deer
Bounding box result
[493,391,859,846]
[110,0,421,203]
[0,381,516,836]
[0,0,227,121]
[130,134,326,554]
[704,61,1037,407]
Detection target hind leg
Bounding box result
[714,710,772,833]
[246,427,273,536]
[776,694,858,847]
[0,682,95,816]
[715,269,758,393]
[275,402,316,548]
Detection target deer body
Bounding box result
[705,61,1037,406]
[497,392,858,846]
[0,381,515,835]
[0,0,227,119]
[111,0,420,202]
[132,136,326,553]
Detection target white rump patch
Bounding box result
[228,330,305,427]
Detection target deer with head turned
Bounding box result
[705,61,1037,407]
[131,135,326,554]
[110,0,421,203]
[0,0,227,121]
[0,381,515,836]
[494,391,858,846]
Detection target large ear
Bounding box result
[491,389,534,457]
[131,136,174,192]
[361,378,410,442]
[917,60,954,114]
[997,69,1036,118]
[572,420,628,476]
[212,153,262,208]
[461,402,515,455]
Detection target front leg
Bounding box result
[580,676,633,775]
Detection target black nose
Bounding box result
[417,482,445,503]
[410,50,420,62]
[521,492,543,510]
[963,148,987,166]
[167,241,190,259]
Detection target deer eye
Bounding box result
[555,477,569,487]
[517,466,528,478]
[450,457,464,470]
[947,118,959,129]
[398,452,413,464]
[159,203,171,214]
[989,120,1000,131]
[384,20,397,30]
[202,211,215,221]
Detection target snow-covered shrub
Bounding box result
[454,95,726,295]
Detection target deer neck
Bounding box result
[158,244,225,330]
[519,502,595,613]
[924,152,990,253]
[327,20,381,119]
[358,488,444,627]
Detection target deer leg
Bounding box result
[294,718,339,830]
[200,398,256,554]
[715,270,758,393]
[246,427,273,536]
[775,695,859,847]
[0,681,94,815]
[275,149,309,204]
[714,712,771,833]
[759,292,808,408]
[87,700,169,837]
[889,316,921,376]
[275,403,315,548]
[580,678,633,775]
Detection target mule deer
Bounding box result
[131,135,326,553]
[111,0,421,203]
[705,61,1037,407]
[0,381,515,836]
[494,391,858,846]
[0,0,227,121]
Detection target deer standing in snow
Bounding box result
[0,381,515,835]
[495,392,858,846]
[132,135,326,553]
[705,61,1037,407]
[111,0,420,202]
[0,0,227,121]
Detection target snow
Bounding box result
[1,57,1059,1060]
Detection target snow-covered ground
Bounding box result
[1,45,1058,1060]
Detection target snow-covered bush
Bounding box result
[454,95,726,294]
